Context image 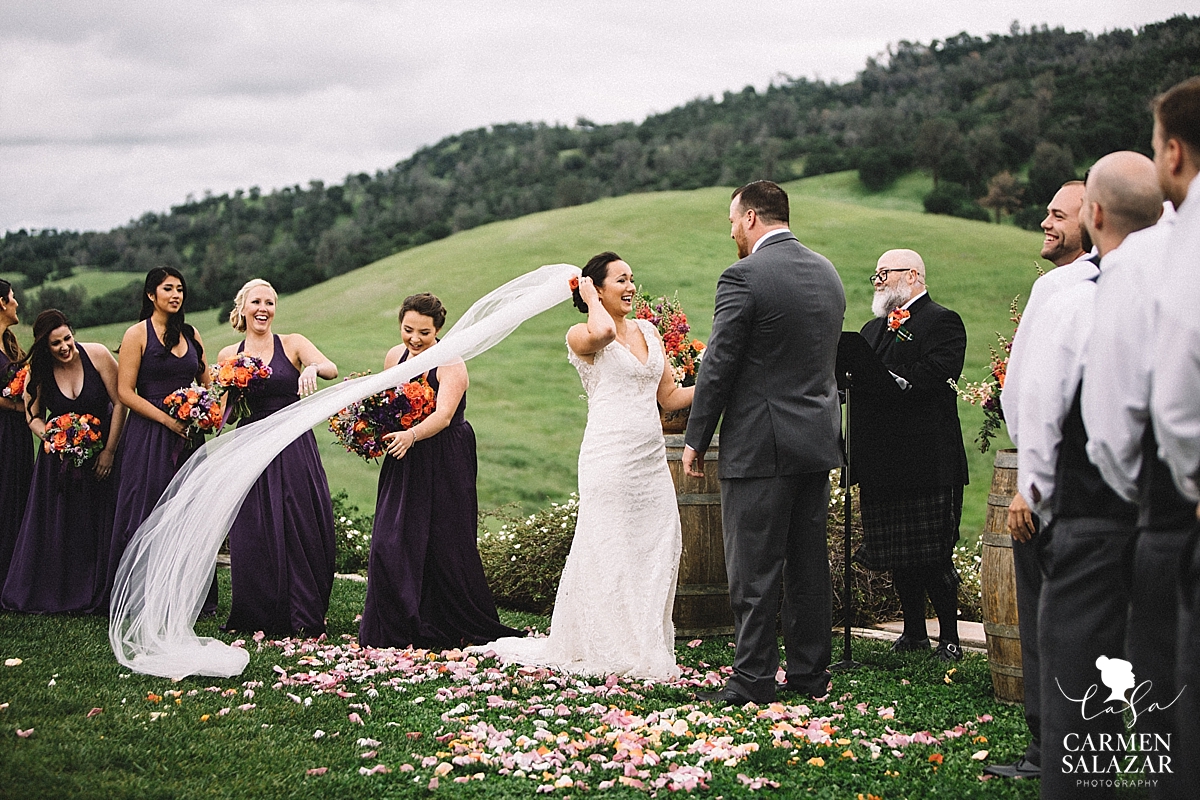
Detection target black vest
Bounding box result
[1138,426,1196,531]
[1054,386,1138,522]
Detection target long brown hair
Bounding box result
[141,267,205,381]
[0,279,22,362]
[24,309,73,415]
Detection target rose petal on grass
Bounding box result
[306,767,327,776]
[4,658,22,667]
[312,730,325,739]
[971,750,989,761]
[348,712,364,725]
[434,762,452,777]
[356,737,381,747]
[16,728,33,738]
[686,639,703,649]
[360,750,377,759]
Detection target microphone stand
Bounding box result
[831,370,861,673]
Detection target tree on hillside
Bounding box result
[1027,141,1078,207]
[979,172,1026,224]
[915,118,963,188]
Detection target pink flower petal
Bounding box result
[15,728,33,738]
[686,639,703,649]
[306,767,328,776]
[86,707,103,718]
[348,712,364,725]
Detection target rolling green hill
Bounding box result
[47,175,1036,541]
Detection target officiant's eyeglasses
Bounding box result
[869,268,911,285]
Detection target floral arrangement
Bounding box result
[42,412,105,468]
[328,372,437,461]
[162,383,223,435]
[209,354,272,423]
[951,296,1021,453]
[2,363,28,399]
[886,308,913,342]
[633,291,706,387]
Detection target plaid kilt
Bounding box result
[855,484,963,572]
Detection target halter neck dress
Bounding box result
[2,345,117,613]
[223,335,336,636]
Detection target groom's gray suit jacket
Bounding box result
[685,232,845,477]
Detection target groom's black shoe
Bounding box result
[694,688,760,706]
[776,681,830,700]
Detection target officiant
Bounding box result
[843,249,968,662]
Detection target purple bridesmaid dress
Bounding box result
[105,319,218,614]
[223,335,336,636]
[0,350,34,585]
[358,354,521,649]
[1,345,117,613]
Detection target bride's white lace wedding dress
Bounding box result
[481,318,682,680]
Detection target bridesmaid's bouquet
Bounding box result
[162,383,224,435]
[633,291,706,387]
[328,372,437,461]
[209,354,272,423]
[2,363,28,399]
[42,412,105,468]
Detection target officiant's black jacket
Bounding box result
[850,293,969,489]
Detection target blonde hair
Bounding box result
[228,279,277,332]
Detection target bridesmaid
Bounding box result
[1,309,126,613]
[219,279,338,637]
[107,267,218,614]
[359,293,521,649]
[0,280,33,584]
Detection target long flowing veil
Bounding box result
[110,263,579,679]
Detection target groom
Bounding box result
[684,180,846,703]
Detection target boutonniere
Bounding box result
[887,309,913,342]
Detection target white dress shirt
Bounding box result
[1150,173,1200,502]
[751,228,791,254]
[1001,251,1098,447]
[1081,221,1174,501]
[1001,255,1100,522]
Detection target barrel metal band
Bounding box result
[981,532,1014,548]
[676,493,721,505]
[675,584,731,596]
[984,621,1021,638]
[989,663,1025,678]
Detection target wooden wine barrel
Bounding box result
[664,434,734,638]
[981,449,1024,703]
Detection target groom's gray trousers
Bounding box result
[720,470,832,702]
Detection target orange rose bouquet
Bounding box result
[328,373,437,461]
[2,363,28,399]
[209,354,272,423]
[162,383,223,435]
[42,412,105,468]
[633,291,706,387]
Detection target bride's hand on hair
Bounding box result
[577,277,599,306]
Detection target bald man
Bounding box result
[1080,151,1184,800]
[850,249,968,661]
[1035,152,1165,800]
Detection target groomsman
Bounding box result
[1035,154,1163,800]
[849,249,968,662]
[684,180,845,705]
[988,180,1093,781]
[1080,152,1183,798]
[1146,75,1200,791]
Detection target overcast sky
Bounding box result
[1,1,1193,233]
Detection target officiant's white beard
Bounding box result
[872,284,909,318]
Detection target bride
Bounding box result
[479,252,693,680]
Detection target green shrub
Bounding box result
[477,479,984,626]
[331,490,373,575]
[478,495,578,613]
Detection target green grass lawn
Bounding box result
[18,174,1033,541]
[25,267,145,299]
[0,571,1045,799]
